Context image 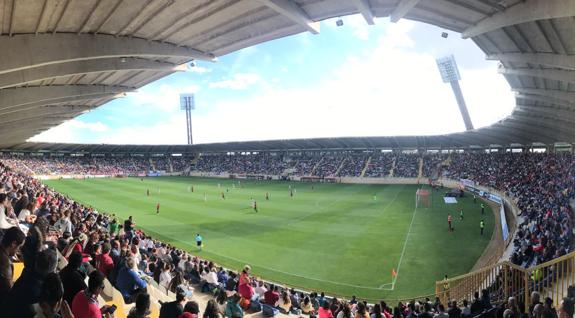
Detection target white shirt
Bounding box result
[255,286,267,298]
[160,270,172,289]
[0,206,16,230]
[18,209,30,222]
[205,271,219,285]
[55,217,72,233]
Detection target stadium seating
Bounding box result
[0,152,574,318]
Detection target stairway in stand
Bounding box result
[360,156,372,177]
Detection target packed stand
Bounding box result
[153,158,171,172]
[193,153,289,175]
[0,155,153,176]
[446,153,574,266]
[313,156,345,178]
[337,153,369,177]
[289,154,322,176]
[393,154,419,178]
[0,152,574,318]
[422,154,446,178]
[362,153,394,178]
[171,157,190,172]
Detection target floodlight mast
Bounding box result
[180,94,195,145]
[436,55,474,131]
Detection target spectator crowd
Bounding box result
[0,151,573,318]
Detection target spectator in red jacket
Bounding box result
[95,242,114,278]
[72,270,112,318]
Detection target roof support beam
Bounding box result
[510,112,575,136]
[473,129,514,145]
[0,34,214,76]
[502,119,560,143]
[499,66,575,85]
[1,129,47,143]
[0,85,132,113]
[487,53,575,70]
[514,105,575,124]
[255,0,320,34]
[0,58,184,89]
[512,88,575,105]
[0,105,94,125]
[353,0,375,25]
[463,0,575,39]
[212,24,297,56]
[390,0,421,23]
[515,93,575,108]
[489,125,539,144]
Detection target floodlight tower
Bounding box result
[436,55,474,130]
[180,94,195,145]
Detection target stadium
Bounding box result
[0,1,574,318]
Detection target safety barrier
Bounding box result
[436,251,575,307]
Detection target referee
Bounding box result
[195,233,203,251]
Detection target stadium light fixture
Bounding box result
[436,55,474,131]
[180,94,195,145]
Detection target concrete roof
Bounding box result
[1,0,574,150]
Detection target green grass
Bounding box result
[45,177,494,301]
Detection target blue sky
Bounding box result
[31,15,515,145]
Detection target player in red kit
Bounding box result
[156,203,160,214]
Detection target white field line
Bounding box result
[392,206,418,289]
[146,224,390,290]
[140,184,408,292]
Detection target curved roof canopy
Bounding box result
[1,0,574,150]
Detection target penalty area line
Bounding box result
[392,207,418,290]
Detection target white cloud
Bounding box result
[127,83,200,113]
[30,17,515,145]
[97,116,187,145]
[188,65,211,74]
[209,73,261,90]
[30,120,109,143]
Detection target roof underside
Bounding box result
[0,0,574,151]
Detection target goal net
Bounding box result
[416,189,430,208]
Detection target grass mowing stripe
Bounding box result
[44,177,494,300]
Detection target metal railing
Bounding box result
[436,251,575,307]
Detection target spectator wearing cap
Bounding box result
[160,286,188,318]
[72,270,112,318]
[59,251,87,305]
[0,227,25,299]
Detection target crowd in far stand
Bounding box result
[446,153,574,266]
[0,152,573,318]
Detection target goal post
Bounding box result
[416,189,430,208]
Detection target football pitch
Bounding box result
[44,177,494,301]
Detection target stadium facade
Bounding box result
[0,0,573,150]
[0,1,575,315]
